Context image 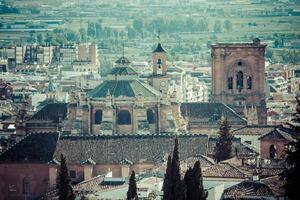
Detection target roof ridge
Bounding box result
[222,103,247,122]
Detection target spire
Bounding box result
[122,42,125,58]
[157,29,161,43]
[153,29,166,53]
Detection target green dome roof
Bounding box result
[88,80,160,99]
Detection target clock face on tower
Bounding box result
[160,81,166,87]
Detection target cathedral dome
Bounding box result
[88,79,160,99]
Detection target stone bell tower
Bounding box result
[149,42,168,98]
[211,38,267,124]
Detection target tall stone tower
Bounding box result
[149,43,168,98]
[211,38,267,124]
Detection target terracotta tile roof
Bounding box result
[231,125,278,136]
[184,155,215,168]
[28,103,68,122]
[53,134,209,164]
[202,163,249,179]
[259,128,296,141]
[180,103,247,126]
[223,180,274,199]
[0,132,59,163]
[0,133,257,165]
[261,175,286,197]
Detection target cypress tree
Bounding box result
[57,154,75,200]
[184,161,207,200]
[281,97,300,200]
[214,118,233,163]
[162,154,172,200]
[171,136,185,200]
[127,171,138,200]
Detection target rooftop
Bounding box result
[153,43,166,53]
[180,103,247,126]
[223,180,274,199]
[88,80,161,99]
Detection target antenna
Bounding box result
[122,42,125,57]
[157,29,161,43]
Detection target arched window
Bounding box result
[147,109,155,124]
[247,76,252,90]
[117,110,131,125]
[95,110,102,124]
[228,77,233,89]
[236,71,244,89]
[23,178,29,194]
[157,59,162,69]
[269,145,277,160]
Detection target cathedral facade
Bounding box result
[211,38,267,124]
[67,43,181,135]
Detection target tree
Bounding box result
[171,137,185,200]
[162,154,172,200]
[127,171,138,200]
[223,20,232,32]
[79,28,87,42]
[184,161,207,200]
[37,33,43,44]
[281,97,300,200]
[214,118,233,162]
[57,154,75,200]
[133,19,143,36]
[87,22,96,38]
[95,22,103,38]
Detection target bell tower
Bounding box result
[149,41,168,98]
[152,43,167,75]
[211,38,267,124]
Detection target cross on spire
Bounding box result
[157,29,161,43]
[122,42,125,57]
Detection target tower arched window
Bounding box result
[147,109,155,124]
[157,58,162,69]
[117,110,131,125]
[236,71,244,89]
[247,76,252,90]
[23,177,29,194]
[95,110,102,124]
[228,77,233,89]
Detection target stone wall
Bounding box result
[0,163,50,200]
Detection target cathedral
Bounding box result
[67,43,183,135]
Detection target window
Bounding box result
[269,145,277,160]
[23,178,29,194]
[228,77,233,89]
[247,76,252,90]
[95,110,103,124]
[147,109,155,124]
[157,58,162,69]
[238,61,242,66]
[236,71,244,89]
[117,110,131,125]
[69,170,76,179]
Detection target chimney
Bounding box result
[252,169,260,181]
